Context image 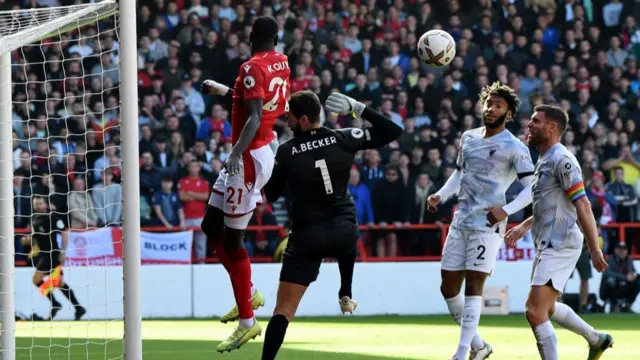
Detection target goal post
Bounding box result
[0,0,141,359]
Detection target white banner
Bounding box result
[57,227,120,266]
[497,231,536,261]
[140,230,193,264]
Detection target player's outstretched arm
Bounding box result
[325,93,402,149]
[488,175,534,225]
[225,99,263,175]
[201,79,233,97]
[434,169,461,203]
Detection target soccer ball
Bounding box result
[417,29,456,68]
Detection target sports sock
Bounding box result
[551,302,599,345]
[445,293,485,350]
[227,248,254,326]
[35,280,61,308]
[337,249,356,299]
[217,242,255,290]
[59,283,80,306]
[534,320,558,360]
[261,314,289,360]
[454,296,482,359]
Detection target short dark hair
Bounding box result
[289,91,321,124]
[250,16,278,46]
[478,81,520,119]
[534,104,569,134]
[613,166,624,173]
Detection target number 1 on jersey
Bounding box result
[315,159,333,194]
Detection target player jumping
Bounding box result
[427,82,535,360]
[259,91,402,360]
[200,16,290,353]
[505,105,612,360]
[29,196,85,320]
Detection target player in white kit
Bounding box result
[427,82,535,360]
[506,104,612,360]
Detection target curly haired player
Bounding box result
[427,82,535,360]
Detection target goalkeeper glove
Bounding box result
[324,92,365,118]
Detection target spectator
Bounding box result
[92,169,123,227]
[360,149,385,190]
[348,167,375,227]
[245,203,280,257]
[152,175,185,229]
[68,177,99,229]
[372,167,410,257]
[606,166,637,223]
[140,151,161,201]
[408,173,437,255]
[178,161,209,262]
[600,242,639,312]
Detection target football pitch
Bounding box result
[14,314,640,359]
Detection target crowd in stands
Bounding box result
[8,0,640,263]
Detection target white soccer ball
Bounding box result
[417,29,456,68]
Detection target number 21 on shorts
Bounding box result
[226,187,243,205]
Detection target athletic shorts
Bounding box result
[441,226,502,275]
[35,251,62,275]
[280,223,359,287]
[208,144,274,229]
[530,245,582,293]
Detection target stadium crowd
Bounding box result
[7,0,640,277]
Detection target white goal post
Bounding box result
[0,1,141,359]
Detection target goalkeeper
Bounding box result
[260,91,402,360]
[29,195,85,320]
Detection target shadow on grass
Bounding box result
[281,314,640,330]
[16,338,409,360]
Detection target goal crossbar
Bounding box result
[0,0,118,55]
[0,0,141,359]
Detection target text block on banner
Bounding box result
[57,227,120,266]
[140,230,193,264]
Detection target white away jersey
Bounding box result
[453,127,534,231]
[531,143,586,250]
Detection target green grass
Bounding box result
[13,315,640,359]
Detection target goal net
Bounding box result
[0,1,140,359]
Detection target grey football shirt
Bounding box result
[531,142,586,250]
[453,127,535,232]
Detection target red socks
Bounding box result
[227,248,254,319]
[216,243,254,288]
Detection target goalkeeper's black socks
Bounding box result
[261,314,289,360]
[338,249,356,299]
[36,280,62,319]
[59,283,80,306]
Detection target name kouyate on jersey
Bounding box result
[454,127,534,231]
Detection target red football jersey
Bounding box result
[231,50,291,150]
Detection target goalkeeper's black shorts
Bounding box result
[279,223,358,287]
[35,251,62,275]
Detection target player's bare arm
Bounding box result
[225,99,263,175]
[263,145,287,203]
[574,196,608,272]
[505,215,533,246]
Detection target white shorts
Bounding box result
[441,226,502,275]
[530,246,582,293]
[208,144,274,229]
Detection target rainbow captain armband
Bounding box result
[565,182,586,202]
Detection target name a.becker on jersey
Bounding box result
[291,136,337,155]
[267,61,289,73]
